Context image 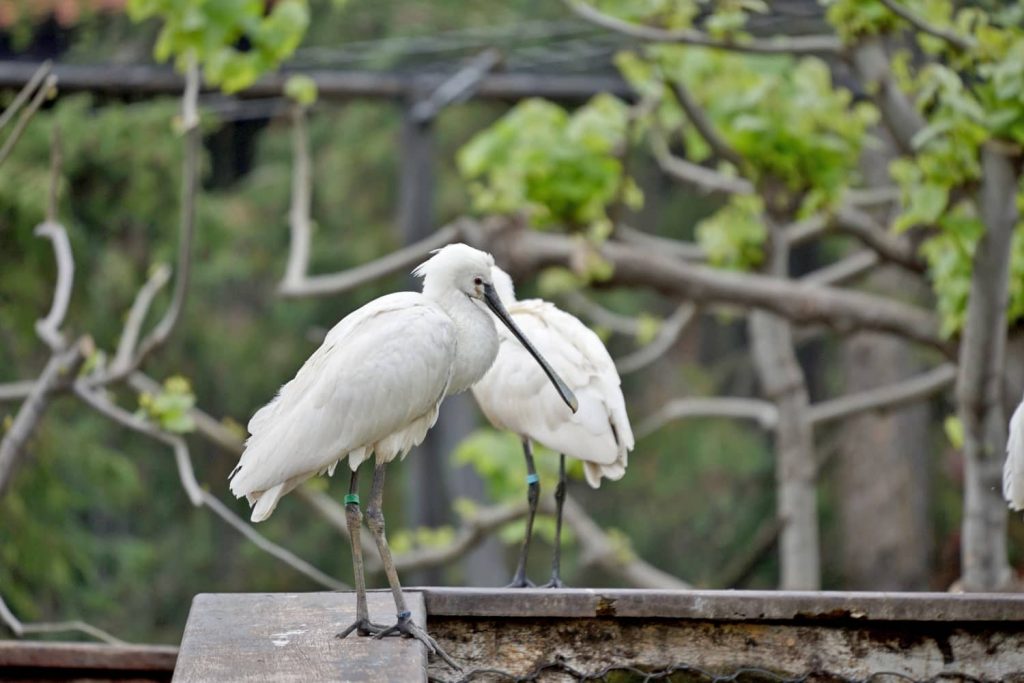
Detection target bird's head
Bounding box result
[412,244,578,414]
[413,243,495,300]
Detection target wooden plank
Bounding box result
[0,61,631,104]
[420,587,1024,621]
[0,640,177,670]
[172,592,428,683]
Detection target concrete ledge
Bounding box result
[417,587,1024,621]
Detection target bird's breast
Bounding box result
[446,303,499,395]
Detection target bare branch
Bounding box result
[391,501,528,574]
[562,0,842,55]
[664,80,745,169]
[0,60,51,132]
[878,0,976,51]
[279,224,460,298]
[200,490,347,590]
[0,337,91,499]
[72,381,347,590]
[851,39,925,154]
[1,592,126,645]
[469,223,950,354]
[562,290,643,336]
[615,224,705,262]
[807,363,957,426]
[562,495,691,589]
[719,516,785,589]
[650,130,754,196]
[800,251,879,287]
[133,58,200,363]
[833,205,926,273]
[0,73,56,166]
[785,214,830,247]
[616,303,695,375]
[281,105,313,292]
[71,382,202,504]
[33,221,75,351]
[0,381,37,402]
[110,265,173,375]
[636,396,779,440]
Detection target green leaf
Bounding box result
[284,74,318,106]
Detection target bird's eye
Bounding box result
[473,277,483,286]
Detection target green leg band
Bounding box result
[344,493,360,505]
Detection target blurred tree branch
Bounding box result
[561,0,842,56]
[877,0,975,51]
[0,593,126,645]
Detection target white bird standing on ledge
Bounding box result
[228,244,577,668]
[472,267,633,587]
[1005,396,1024,510]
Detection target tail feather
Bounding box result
[249,482,288,523]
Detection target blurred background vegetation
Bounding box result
[0,0,1021,645]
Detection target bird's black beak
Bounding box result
[483,282,578,414]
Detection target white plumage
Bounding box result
[1005,394,1024,510]
[472,267,634,488]
[230,244,531,522]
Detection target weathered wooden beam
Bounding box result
[420,586,1024,621]
[0,61,631,104]
[172,592,429,682]
[0,641,177,681]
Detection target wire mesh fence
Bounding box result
[430,657,996,683]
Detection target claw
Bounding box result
[336,618,389,639]
[372,614,461,671]
[541,577,565,588]
[505,575,535,589]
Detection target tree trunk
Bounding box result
[837,322,932,590]
[750,218,820,590]
[957,143,1018,591]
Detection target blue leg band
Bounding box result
[526,473,540,485]
[397,610,411,620]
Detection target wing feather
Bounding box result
[473,299,634,486]
[230,293,456,500]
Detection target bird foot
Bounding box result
[374,614,461,671]
[336,618,389,639]
[541,576,565,588]
[505,575,535,588]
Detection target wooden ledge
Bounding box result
[414,586,1024,621]
[173,592,428,683]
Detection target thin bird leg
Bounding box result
[543,453,567,588]
[508,438,539,588]
[366,463,461,671]
[337,467,388,638]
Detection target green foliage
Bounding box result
[457,95,641,234]
[878,4,1024,334]
[620,46,877,216]
[284,74,319,106]
[696,194,766,270]
[822,0,901,42]
[137,375,197,434]
[126,0,310,92]
[944,415,965,450]
[453,428,582,545]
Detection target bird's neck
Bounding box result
[432,290,499,395]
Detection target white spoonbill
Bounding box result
[471,267,633,587]
[1005,395,1024,510]
[228,244,577,666]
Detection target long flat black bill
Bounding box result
[483,283,579,414]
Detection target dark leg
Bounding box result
[508,438,539,588]
[543,453,567,588]
[337,468,387,638]
[365,463,460,671]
